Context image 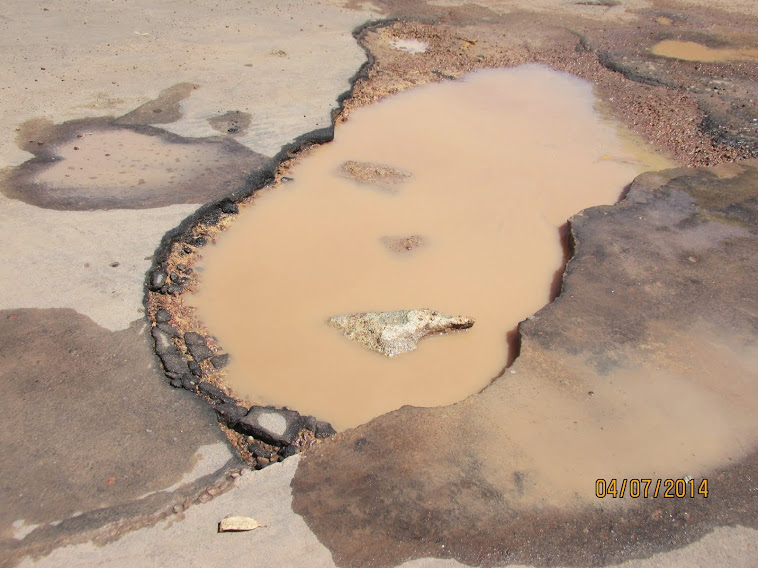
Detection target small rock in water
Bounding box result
[338,160,411,192]
[314,420,337,438]
[328,309,475,357]
[381,234,425,253]
[210,353,230,369]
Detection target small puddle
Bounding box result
[651,40,758,63]
[190,65,670,430]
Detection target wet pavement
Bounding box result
[1,1,757,567]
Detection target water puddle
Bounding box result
[190,65,671,430]
[651,40,758,63]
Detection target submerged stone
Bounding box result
[328,309,475,357]
[380,234,425,253]
[338,160,411,192]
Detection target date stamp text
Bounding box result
[595,477,709,499]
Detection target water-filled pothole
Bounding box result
[651,40,758,63]
[190,65,670,430]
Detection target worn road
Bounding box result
[1,1,757,567]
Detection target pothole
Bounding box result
[186,64,671,431]
[651,39,758,63]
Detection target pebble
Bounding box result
[173,505,183,514]
[186,341,213,362]
[218,516,262,532]
[188,360,202,377]
[198,493,212,503]
[248,442,274,459]
[207,486,221,497]
[186,236,207,247]
[210,353,229,369]
[181,374,198,391]
[280,445,298,458]
[155,308,172,323]
[167,283,183,295]
[157,322,181,338]
[220,201,238,214]
[184,332,207,346]
[149,268,168,291]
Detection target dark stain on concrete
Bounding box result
[295,428,758,567]
[0,308,236,564]
[114,82,199,126]
[657,165,758,231]
[208,110,253,137]
[291,162,758,566]
[347,0,504,25]
[2,116,269,210]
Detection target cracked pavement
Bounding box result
[1,1,757,567]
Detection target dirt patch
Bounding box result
[0,308,239,565]
[207,111,253,137]
[115,83,199,126]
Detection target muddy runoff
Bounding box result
[190,65,670,430]
[651,39,758,63]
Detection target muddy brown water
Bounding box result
[190,65,671,430]
[651,39,758,62]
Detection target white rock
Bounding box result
[218,516,263,532]
[328,309,474,357]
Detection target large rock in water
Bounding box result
[328,309,475,357]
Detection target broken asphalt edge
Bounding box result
[141,19,396,467]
